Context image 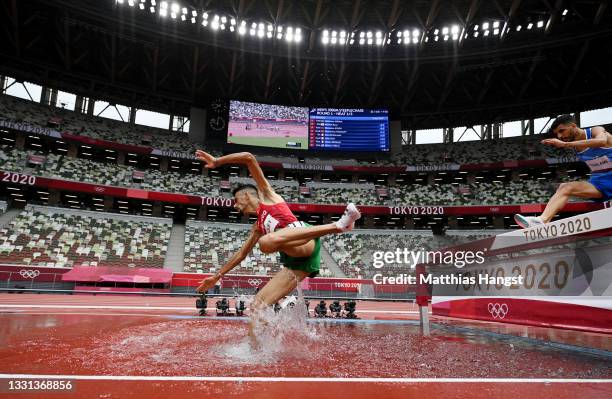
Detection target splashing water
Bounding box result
[215,277,321,365]
[3,310,612,378]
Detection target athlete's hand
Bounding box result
[541,138,568,148]
[196,275,220,294]
[195,150,217,168]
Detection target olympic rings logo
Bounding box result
[247,279,262,287]
[487,303,509,319]
[19,269,40,279]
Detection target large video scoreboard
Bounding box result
[308,108,389,152]
[228,100,390,152]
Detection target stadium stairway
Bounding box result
[0,209,20,228]
[164,223,185,272]
[319,242,347,278]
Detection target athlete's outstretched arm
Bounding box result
[196,225,262,293]
[195,150,272,194]
[542,126,611,149]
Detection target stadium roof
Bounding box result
[1,0,611,129]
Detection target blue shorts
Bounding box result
[588,170,612,201]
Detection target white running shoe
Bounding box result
[335,203,362,232]
[514,214,544,229]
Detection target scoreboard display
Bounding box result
[308,108,390,152]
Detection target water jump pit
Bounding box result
[0,295,610,399]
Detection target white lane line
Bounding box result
[0,374,610,383]
[0,304,421,314]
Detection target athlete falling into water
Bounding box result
[515,114,612,228]
[194,150,361,345]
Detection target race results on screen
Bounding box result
[308,108,389,151]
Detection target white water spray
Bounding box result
[216,276,320,364]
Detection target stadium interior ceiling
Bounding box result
[0,0,611,130]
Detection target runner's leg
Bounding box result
[248,268,310,346]
[539,181,602,222]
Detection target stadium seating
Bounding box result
[0,145,34,172]
[1,145,577,206]
[0,93,584,235]
[0,95,196,152]
[0,206,171,268]
[1,145,222,197]
[388,179,575,206]
[306,183,386,206]
[229,177,301,202]
[375,135,568,166]
[0,199,507,278]
[184,221,279,275]
[51,155,222,196]
[322,232,429,278]
[0,94,572,166]
[322,230,499,278]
